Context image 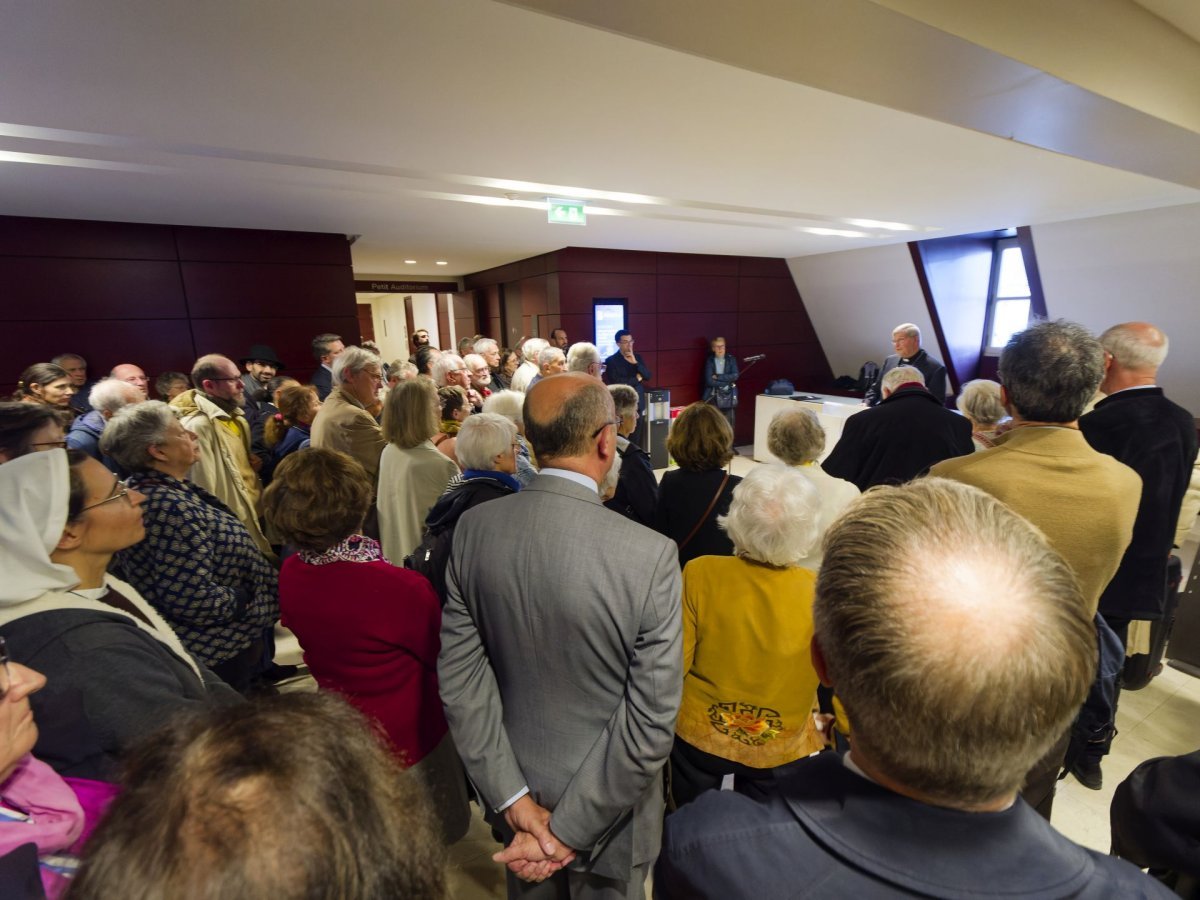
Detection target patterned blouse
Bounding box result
[113,470,279,667]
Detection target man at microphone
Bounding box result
[702,337,742,432]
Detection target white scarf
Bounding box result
[0,450,79,603]
[0,450,203,682]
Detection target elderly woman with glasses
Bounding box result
[0,450,238,782]
[669,465,825,808]
[100,402,279,694]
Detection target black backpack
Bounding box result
[404,524,455,604]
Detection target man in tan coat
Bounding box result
[171,354,273,559]
[310,345,387,483]
[932,319,1140,817]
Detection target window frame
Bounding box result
[981,237,1033,356]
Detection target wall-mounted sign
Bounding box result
[354,280,459,293]
[547,198,587,226]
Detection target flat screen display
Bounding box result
[593,300,627,360]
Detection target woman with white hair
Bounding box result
[955,378,1008,450]
[481,389,538,487]
[409,413,521,602]
[670,465,825,808]
[767,407,860,571]
[101,401,279,693]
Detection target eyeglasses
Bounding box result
[80,476,134,513]
[30,440,68,449]
[0,637,10,699]
[209,376,242,384]
[591,417,622,439]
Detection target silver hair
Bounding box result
[1099,323,1168,372]
[331,346,376,384]
[718,465,820,567]
[455,413,517,471]
[52,353,86,367]
[608,384,638,419]
[767,408,824,465]
[88,378,144,415]
[463,353,488,371]
[892,322,921,341]
[521,338,549,363]
[431,353,466,387]
[483,390,525,428]
[100,400,177,471]
[473,338,499,355]
[956,379,1005,426]
[567,342,600,373]
[599,449,622,497]
[881,365,924,395]
[537,347,565,370]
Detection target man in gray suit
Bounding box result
[439,372,683,898]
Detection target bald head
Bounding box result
[1099,322,1168,393]
[110,363,148,398]
[524,372,615,472]
[814,477,1095,808]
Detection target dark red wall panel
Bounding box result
[738,257,791,277]
[738,277,803,311]
[175,226,352,266]
[0,216,176,260]
[655,349,706,388]
[656,252,740,277]
[558,271,658,316]
[1,215,357,391]
[181,262,356,318]
[656,312,736,351]
[738,310,819,346]
[556,247,657,274]
[657,274,738,314]
[0,257,187,320]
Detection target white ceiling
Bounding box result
[0,0,1197,277]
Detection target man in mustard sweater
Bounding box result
[932,319,1140,815]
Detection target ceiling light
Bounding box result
[404,259,417,264]
[845,218,914,231]
[435,260,448,266]
[803,227,868,238]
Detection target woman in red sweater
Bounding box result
[263,448,469,845]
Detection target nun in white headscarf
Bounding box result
[0,450,238,781]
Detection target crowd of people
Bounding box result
[0,318,1196,898]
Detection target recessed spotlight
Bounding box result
[404,259,417,264]
[435,260,448,266]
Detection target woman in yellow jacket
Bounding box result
[671,465,825,808]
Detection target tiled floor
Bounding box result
[281,449,1200,896]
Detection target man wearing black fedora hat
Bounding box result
[239,344,286,470]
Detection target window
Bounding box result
[984,238,1032,353]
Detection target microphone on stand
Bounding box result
[743,353,767,363]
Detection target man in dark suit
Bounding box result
[657,478,1174,900]
[823,365,972,491]
[307,332,344,401]
[1075,322,1198,787]
[864,322,947,406]
[439,372,682,898]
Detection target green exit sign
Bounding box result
[547,198,587,225]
